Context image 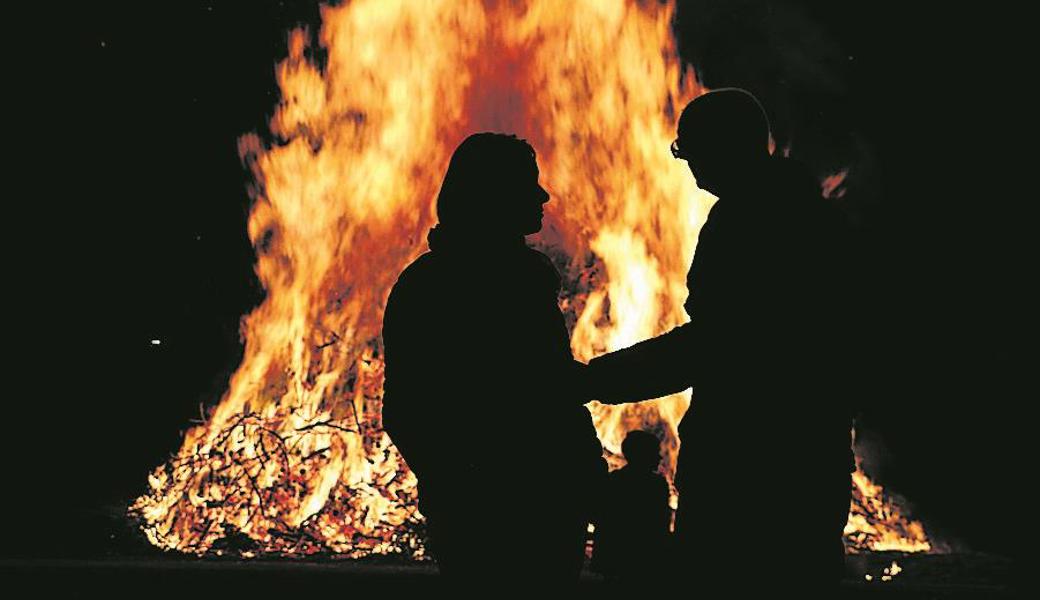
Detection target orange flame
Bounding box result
[822,168,849,199]
[131,0,934,558]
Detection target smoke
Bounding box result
[674,0,879,221]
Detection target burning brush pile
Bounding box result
[130,0,937,559]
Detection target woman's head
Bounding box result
[436,133,549,236]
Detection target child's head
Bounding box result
[621,430,662,471]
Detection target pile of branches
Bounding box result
[129,407,426,559]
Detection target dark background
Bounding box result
[8,1,1019,558]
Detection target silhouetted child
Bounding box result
[592,430,671,581]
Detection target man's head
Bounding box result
[436,132,549,237]
[672,88,771,196]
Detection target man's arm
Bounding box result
[584,322,696,404]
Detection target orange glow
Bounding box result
[131,0,934,558]
[822,168,850,199]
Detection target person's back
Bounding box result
[592,430,670,581]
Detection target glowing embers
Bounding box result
[131,351,423,557]
[845,461,933,553]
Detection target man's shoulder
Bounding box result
[760,158,852,231]
[770,157,818,192]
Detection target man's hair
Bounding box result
[436,132,537,226]
[677,88,770,159]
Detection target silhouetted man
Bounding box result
[586,89,856,593]
[381,133,605,588]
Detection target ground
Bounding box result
[0,505,1015,598]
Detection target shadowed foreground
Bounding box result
[1,506,1014,598]
[1,553,1013,598]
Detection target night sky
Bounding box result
[9,1,1017,558]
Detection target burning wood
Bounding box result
[131,350,425,557]
[846,460,934,553]
[130,0,936,559]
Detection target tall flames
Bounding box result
[131,0,935,558]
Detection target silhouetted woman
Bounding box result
[381,133,604,586]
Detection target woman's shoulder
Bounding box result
[385,252,471,329]
[392,245,562,299]
[392,253,432,288]
[387,252,447,306]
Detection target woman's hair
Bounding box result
[436,132,537,227]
